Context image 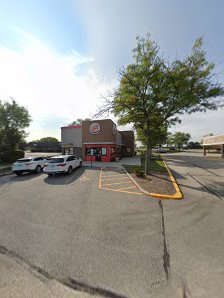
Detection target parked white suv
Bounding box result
[12,157,47,176]
[43,155,82,175]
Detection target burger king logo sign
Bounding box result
[89,123,101,134]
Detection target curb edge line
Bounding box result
[122,160,183,200]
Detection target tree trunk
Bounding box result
[145,135,151,175]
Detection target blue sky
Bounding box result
[0,0,223,141]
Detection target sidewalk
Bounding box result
[83,156,141,168]
[0,157,141,176]
[0,251,99,298]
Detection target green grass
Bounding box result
[141,156,166,173]
[123,156,166,174]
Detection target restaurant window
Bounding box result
[101,148,107,156]
[65,147,73,154]
[86,148,93,156]
[86,147,106,156]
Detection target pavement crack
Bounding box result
[65,277,129,298]
[0,245,52,280]
[0,245,129,298]
[182,284,190,298]
[159,200,171,280]
[183,287,188,298]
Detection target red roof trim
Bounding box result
[61,125,81,129]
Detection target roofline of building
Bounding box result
[82,119,113,123]
[203,133,224,139]
[203,142,224,146]
[61,125,82,129]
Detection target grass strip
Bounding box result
[122,155,166,174]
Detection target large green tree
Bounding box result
[136,119,168,149]
[0,99,31,152]
[169,132,191,150]
[95,35,224,174]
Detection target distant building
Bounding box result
[61,119,135,162]
[202,134,224,158]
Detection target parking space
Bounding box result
[99,167,143,195]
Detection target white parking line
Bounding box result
[65,168,81,184]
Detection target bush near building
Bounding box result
[0,149,24,163]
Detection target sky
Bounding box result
[0,0,223,142]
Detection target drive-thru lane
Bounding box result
[165,152,224,200]
[162,152,224,297]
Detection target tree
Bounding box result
[0,98,31,152]
[170,132,191,150]
[94,35,224,174]
[137,121,168,149]
[68,118,91,126]
[187,141,202,149]
[38,137,59,143]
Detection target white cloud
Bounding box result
[171,108,224,142]
[0,30,115,141]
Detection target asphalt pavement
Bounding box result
[0,166,166,298]
[162,152,224,297]
[0,153,224,297]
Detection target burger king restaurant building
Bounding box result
[61,119,135,162]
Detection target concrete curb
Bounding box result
[122,159,183,200]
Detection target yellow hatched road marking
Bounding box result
[101,174,126,178]
[102,181,131,186]
[101,187,142,195]
[99,167,103,188]
[115,186,136,191]
[102,177,129,181]
[99,168,143,195]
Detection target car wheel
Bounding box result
[35,165,41,173]
[79,161,82,167]
[16,172,23,176]
[67,166,72,175]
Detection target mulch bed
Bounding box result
[131,171,176,195]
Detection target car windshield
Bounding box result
[16,159,32,163]
[48,158,64,163]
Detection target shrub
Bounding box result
[0,150,25,163]
[134,168,146,178]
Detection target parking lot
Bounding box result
[0,166,166,298]
[1,153,224,297]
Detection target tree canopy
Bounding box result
[38,137,59,143]
[95,34,224,174]
[68,118,91,126]
[0,98,31,152]
[169,132,191,150]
